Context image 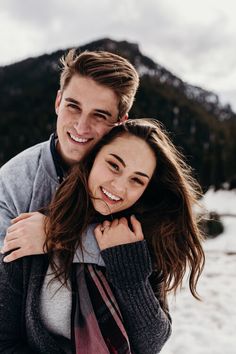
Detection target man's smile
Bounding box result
[68,132,92,144]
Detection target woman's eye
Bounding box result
[132,177,144,186]
[107,161,119,171]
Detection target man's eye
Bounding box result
[94,114,107,120]
[67,103,78,110]
[107,161,119,171]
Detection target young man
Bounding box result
[0,49,139,260]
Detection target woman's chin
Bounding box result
[96,209,111,216]
[93,199,116,216]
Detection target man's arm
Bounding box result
[0,139,57,259]
[0,166,27,245]
[1,212,46,262]
[0,166,47,260]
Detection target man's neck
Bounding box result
[50,133,69,183]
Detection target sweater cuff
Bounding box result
[101,240,152,288]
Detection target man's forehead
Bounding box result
[65,75,118,100]
[62,76,119,115]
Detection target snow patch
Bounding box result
[161,188,236,354]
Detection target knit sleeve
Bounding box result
[101,240,172,354]
[0,255,36,353]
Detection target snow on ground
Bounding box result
[161,189,236,354]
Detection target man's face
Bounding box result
[55,74,127,166]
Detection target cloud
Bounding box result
[0,0,235,110]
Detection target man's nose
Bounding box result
[73,114,91,134]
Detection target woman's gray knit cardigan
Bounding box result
[0,240,171,354]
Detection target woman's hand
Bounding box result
[94,215,144,251]
[1,212,46,262]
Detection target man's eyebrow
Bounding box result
[65,97,80,105]
[94,109,112,117]
[109,153,150,179]
[65,98,112,117]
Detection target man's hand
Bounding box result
[1,212,47,262]
[94,215,144,251]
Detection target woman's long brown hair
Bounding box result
[45,119,205,306]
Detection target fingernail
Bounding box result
[0,248,5,254]
[3,257,9,262]
[131,214,136,218]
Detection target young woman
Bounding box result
[0,119,205,354]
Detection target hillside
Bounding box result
[1,38,236,190]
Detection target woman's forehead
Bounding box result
[99,135,157,175]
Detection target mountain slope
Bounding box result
[0,38,235,190]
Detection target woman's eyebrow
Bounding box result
[109,153,150,179]
[110,153,126,167]
[135,172,150,179]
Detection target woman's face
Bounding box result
[88,134,156,215]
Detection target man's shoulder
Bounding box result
[0,139,51,177]
[2,140,49,167]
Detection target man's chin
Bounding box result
[59,150,84,167]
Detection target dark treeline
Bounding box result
[1,38,236,192]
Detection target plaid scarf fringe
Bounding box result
[73,264,133,354]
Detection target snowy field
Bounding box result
[161,189,236,354]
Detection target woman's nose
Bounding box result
[110,176,127,194]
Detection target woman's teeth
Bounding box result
[101,187,121,201]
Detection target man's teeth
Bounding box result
[69,133,89,143]
[102,187,121,201]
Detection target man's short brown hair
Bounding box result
[59,49,139,119]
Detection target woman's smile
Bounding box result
[100,187,122,203]
[88,134,156,215]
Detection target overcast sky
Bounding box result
[1,0,235,111]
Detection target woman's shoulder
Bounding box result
[0,253,48,289]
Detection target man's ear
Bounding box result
[55,90,62,115]
[119,113,128,123]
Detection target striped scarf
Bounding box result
[73,263,133,354]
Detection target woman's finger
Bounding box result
[110,219,119,227]
[130,215,144,240]
[119,217,128,226]
[101,220,111,234]
[102,220,111,228]
[94,224,103,241]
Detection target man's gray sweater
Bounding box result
[0,136,59,245]
[0,137,106,265]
